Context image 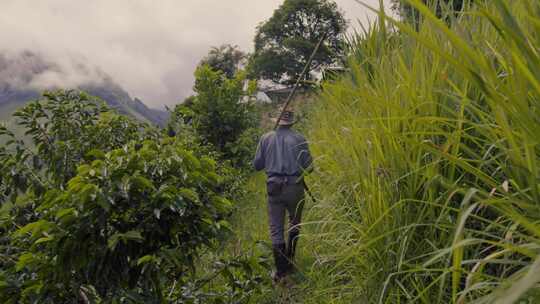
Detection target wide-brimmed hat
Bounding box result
[272,109,295,126]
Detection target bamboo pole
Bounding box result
[273,32,327,129]
[273,33,327,204]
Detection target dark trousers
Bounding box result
[267,183,305,245]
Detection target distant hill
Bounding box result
[0,51,168,126]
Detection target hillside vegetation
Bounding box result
[295,0,540,302]
[0,91,265,302]
[2,0,540,303]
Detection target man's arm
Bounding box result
[298,137,313,173]
[253,136,266,171]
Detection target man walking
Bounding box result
[253,109,312,283]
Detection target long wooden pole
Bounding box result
[273,32,327,129]
[273,33,327,204]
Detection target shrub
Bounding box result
[0,90,244,302]
[171,65,259,168]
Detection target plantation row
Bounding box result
[0,90,270,302]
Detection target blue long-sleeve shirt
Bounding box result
[253,127,312,179]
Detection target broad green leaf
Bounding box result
[16,252,36,271]
[34,235,54,245]
[137,255,157,266]
[178,188,200,203]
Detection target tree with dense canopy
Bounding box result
[248,0,347,85]
[199,44,245,79]
[171,66,259,167]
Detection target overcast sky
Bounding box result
[1,0,390,109]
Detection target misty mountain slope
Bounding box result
[0,52,168,126]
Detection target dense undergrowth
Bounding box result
[0,91,266,303]
[295,0,540,302]
[2,0,540,303]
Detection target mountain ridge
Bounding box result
[0,51,168,126]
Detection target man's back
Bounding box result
[253,126,312,177]
[252,115,312,283]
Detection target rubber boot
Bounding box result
[286,230,300,273]
[272,243,288,283]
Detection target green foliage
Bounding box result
[3,139,231,301]
[199,44,246,79]
[299,0,540,302]
[172,65,259,168]
[173,252,270,303]
[392,0,471,23]
[248,0,347,85]
[224,127,262,169]
[0,90,148,204]
[0,90,263,302]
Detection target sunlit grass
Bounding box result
[297,0,540,302]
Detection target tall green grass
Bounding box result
[301,0,540,302]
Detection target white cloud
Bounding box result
[0,0,390,108]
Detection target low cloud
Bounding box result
[0,0,389,109]
[0,51,108,92]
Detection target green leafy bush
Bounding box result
[171,65,259,169]
[0,90,261,303]
[3,138,232,302]
[0,90,150,200]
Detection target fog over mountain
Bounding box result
[0,52,168,126]
[0,51,106,91]
[0,0,389,108]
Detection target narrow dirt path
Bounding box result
[228,173,317,303]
